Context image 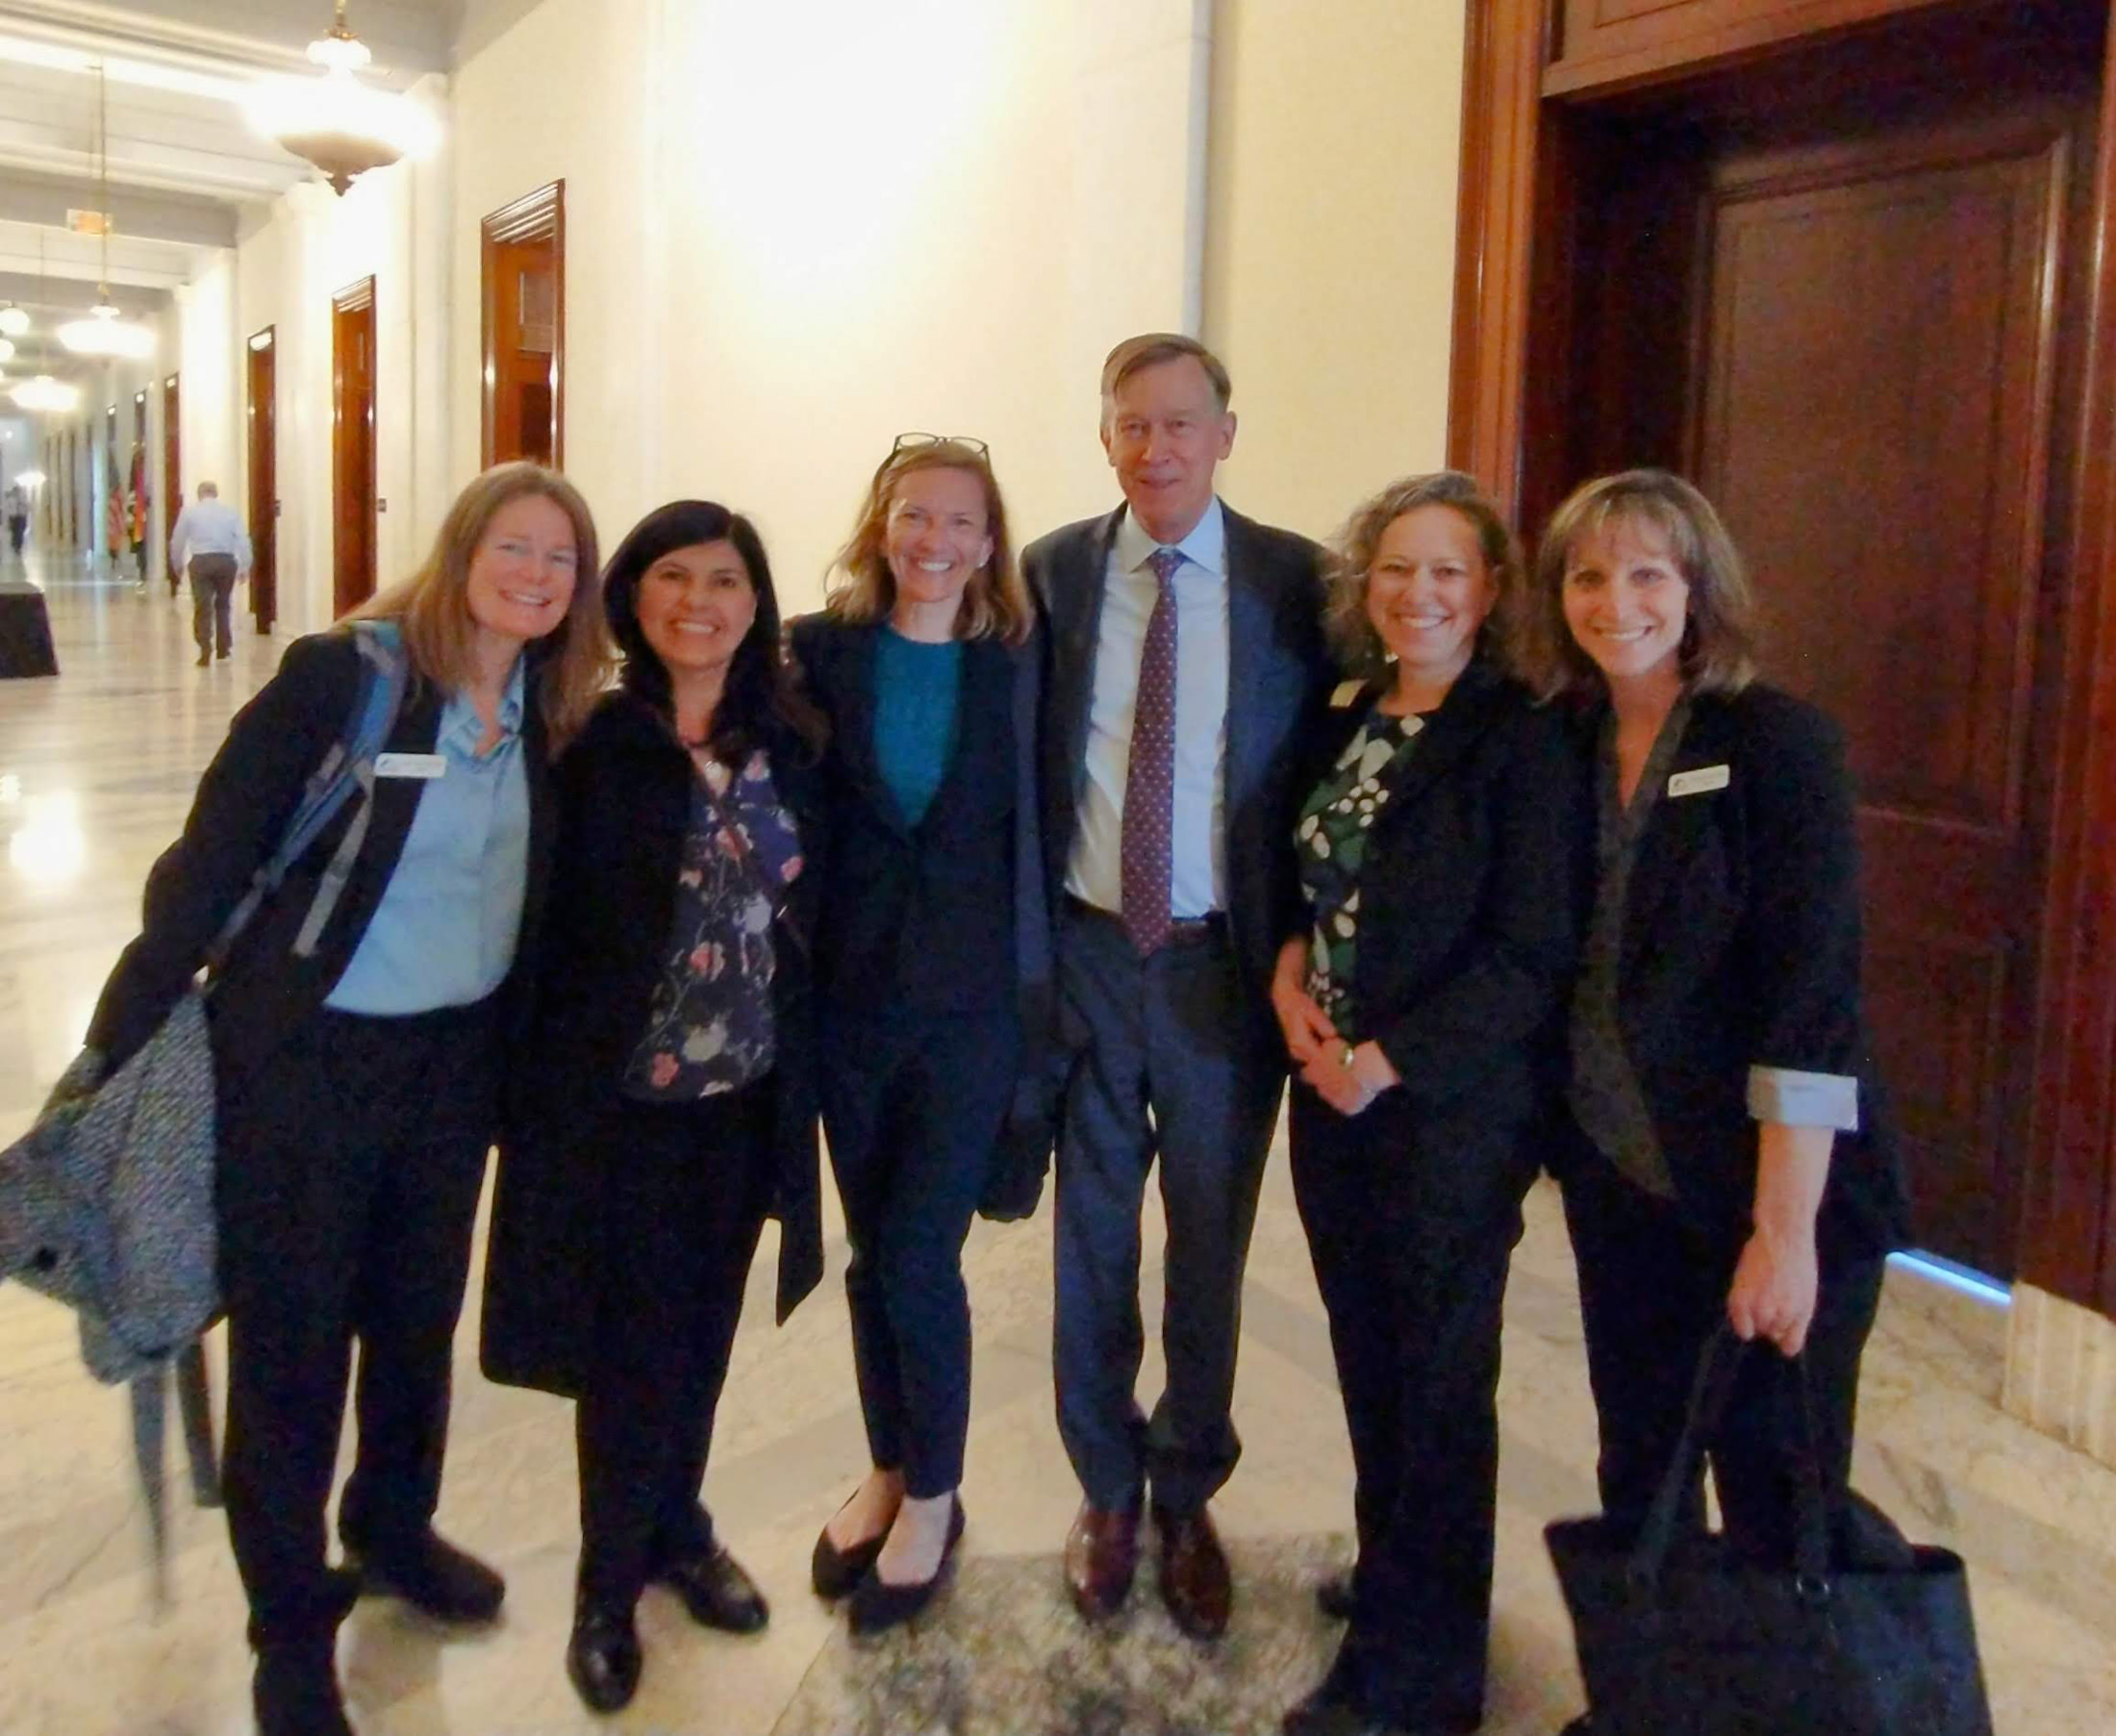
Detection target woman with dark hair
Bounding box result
[794,434,1049,1634]
[1519,470,1907,1736]
[1272,472,1583,1736]
[480,500,827,1715]
[85,463,607,1736]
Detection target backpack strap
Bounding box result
[205,620,412,971]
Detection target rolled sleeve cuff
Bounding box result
[1747,1064,1859,1131]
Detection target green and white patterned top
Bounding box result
[1294,708,1426,1043]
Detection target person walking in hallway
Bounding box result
[6,482,27,557]
[794,436,1050,1635]
[168,480,252,667]
[1023,333,1333,1638]
[85,463,609,1736]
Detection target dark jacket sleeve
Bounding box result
[1368,702,1587,1107]
[1737,694,1866,1085]
[86,635,359,1070]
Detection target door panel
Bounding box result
[1691,101,2084,1273]
[332,279,377,615]
[247,329,277,633]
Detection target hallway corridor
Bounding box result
[2,581,2115,1733]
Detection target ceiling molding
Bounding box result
[0,169,239,246]
[0,2,454,84]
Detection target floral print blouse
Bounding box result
[1294,708,1426,1043]
[622,748,804,1101]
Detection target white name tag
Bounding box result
[1667,764,1730,798]
[374,752,446,781]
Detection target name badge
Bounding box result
[374,752,446,781]
[1667,764,1730,798]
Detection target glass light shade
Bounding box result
[0,307,27,338]
[245,68,440,194]
[57,303,156,360]
[12,375,81,413]
[0,340,13,363]
[13,468,46,488]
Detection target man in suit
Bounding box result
[1022,333,1331,1638]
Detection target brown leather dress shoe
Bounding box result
[1063,1501,1140,1620]
[1154,1504,1231,1640]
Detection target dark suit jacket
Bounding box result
[1020,501,1333,998]
[1292,661,1585,1126]
[479,692,824,1400]
[86,627,557,1105]
[1564,683,1910,1257]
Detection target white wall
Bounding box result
[451,0,1212,614]
[1203,0,1466,544]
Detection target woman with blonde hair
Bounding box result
[86,462,606,1736]
[794,434,1050,1633]
[1522,469,1907,1735]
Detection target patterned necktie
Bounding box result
[1121,546,1183,955]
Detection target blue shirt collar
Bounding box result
[1115,495,1226,579]
[440,656,527,756]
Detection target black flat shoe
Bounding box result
[343,1529,505,1624]
[566,1600,642,1715]
[847,1497,965,1636]
[1316,1568,1356,1620]
[655,1543,768,1633]
[813,1494,891,1599]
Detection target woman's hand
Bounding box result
[1297,1040,1400,1119]
[1271,936,1337,1064]
[1726,1223,1820,1355]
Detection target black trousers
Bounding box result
[216,999,500,1648]
[574,1083,774,1608]
[189,553,238,656]
[821,1005,1019,1498]
[1290,1085,1534,1729]
[1558,1150,1886,1563]
[1052,904,1286,1514]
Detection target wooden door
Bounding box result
[162,373,179,519]
[482,182,565,466]
[332,278,377,614]
[247,327,277,633]
[1687,88,2095,1275]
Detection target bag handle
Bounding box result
[1626,1324,1834,1601]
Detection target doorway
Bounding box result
[1455,0,2110,1280]
[481,181,565,466]
[332,277,377,614]
[162,372,180,528]
[247,327,277,633]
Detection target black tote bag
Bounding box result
[1545,1328,1994,1736]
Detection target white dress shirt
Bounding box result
[1066,498,1230,918]
[168,498,253,572]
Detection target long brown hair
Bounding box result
[349,462,611,747]
[823,440,1033,644]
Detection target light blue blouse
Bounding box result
[324,659,531,1016]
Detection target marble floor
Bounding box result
[4,551,2116,1735]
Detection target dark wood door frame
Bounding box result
[247,325,278,633]
[161,372,180,534]
[481,180,565,467]
[332,276,378,614]
[1449,0,2116,1315]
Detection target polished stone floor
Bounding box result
[3,550,2115,1735]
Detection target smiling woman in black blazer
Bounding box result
[790,435,1047,1636]
[1271,472,1585,1736]
[479,500,827,1715]
[1521,470,1910,1732]
[86,464,608,1736]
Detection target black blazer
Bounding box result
[1566,683,1910,1256]
[479,692,824,1400]
[1292,661,1586,1126]
[86,628,557,1103]
[1021,503,1334,997]
[787,614,1049,1018]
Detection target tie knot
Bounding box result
[1147,546,1184,586]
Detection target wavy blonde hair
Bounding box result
[823,440,1033,644]
[349,462,611,747]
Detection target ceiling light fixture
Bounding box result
[0,307,26,339]
[244,3,440,195]
[57,63,157,362]
[13,376,82,414]
[0,340,13,364]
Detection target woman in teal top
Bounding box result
[788,436,1048,1634]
